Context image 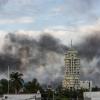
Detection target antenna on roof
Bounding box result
[71,39,72,48]
[8,66,9,94]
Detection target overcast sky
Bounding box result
[0,0,99,30]
[0,0,99,44]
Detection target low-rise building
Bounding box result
[1,91,41,100]
[80,81,92,91]
[84,92,100,100]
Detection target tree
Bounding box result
[92,86,100,91]
[0,79,8,94]
[24,78,42,93]
[10,72,24,94]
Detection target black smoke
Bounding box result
[39,34,67,54]
[0,54,21,72]
[76,33,100,86]
[0,32,100,86]
[0,33,67,84]
[77,33,100,60]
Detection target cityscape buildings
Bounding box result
[62,42,93,90]
[84,92,100,100]
[80,81,92,91]
[62,45,80,90]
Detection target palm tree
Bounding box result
[10,72,24,94]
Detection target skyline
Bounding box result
[0,0,99,86]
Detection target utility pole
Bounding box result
[71,39,73,48]
[77,96,78,100]
[52,89,54,100]
[8,66,9,94]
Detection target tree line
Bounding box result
[0,71,99,100]
[0,72,43,94]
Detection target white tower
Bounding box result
[62,42,80,90]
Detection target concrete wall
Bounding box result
[1,94,41,100]
[80,81,92,90]
[84,92,100,100]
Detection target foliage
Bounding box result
[10,72,24,94]
[0,79,8,94]
[24,78,43,93]
[0,71,100,100]
[92,86,100,91]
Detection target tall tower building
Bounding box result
[62,43,80,90]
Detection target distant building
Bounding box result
[84,92,100,100]
[80,81,92,91]
[2,91,41,100]
[62,45,80,90]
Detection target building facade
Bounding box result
[84,92,100,100]
[62,47,80,90]
[80,81,92,91]
[2,91,41,100]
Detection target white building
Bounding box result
[80,81,92,91]
[1,91,41,100]
[84,92,100,100]
[62,46,80,90]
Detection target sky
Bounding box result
[0,0,100,86]
[0,0,99,31]
[0,0,99,45]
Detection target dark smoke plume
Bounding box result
[77,34,100,60]
[0,32,100,86]
[39,34,67,54]
[76,33,100,86]
[0,33,67,84]
[0,54,21,72]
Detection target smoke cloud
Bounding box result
[76,33,100,86]
[0,32,100,86]
[0,32,67,84]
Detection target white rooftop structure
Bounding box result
[1,92,41,100]
[80,80,92,91]
[84,92,100,100]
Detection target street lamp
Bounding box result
[52,89,55,100]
